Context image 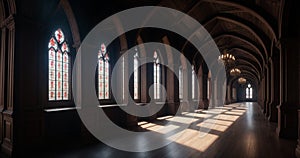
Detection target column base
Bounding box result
[276,104,298,138]
[296,110,300,158]
[179,100,190,113]
[265,100,270,118]
[167,102,180,115]
[2,110,13,157]
[126,114,138,127]
[199,99,209,110]
[296,142,300,158]
[217,99,224,107]
[263,100,268,114]
[268,101,278,122]
[225,100,232,105]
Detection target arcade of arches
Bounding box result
[0,0,299,157]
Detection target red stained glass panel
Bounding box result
[48,28,70,101]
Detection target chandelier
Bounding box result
[238,77,246,84]
[218,49,235,66]
[230,68,241,76]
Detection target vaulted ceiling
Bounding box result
[65,0,284,86]
[149,0,283,85]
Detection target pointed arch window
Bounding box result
[122,55,125,101]
[153,51,160,100]
[192,65,196,99]
[98,43,110,99]
[133,49,139,99]
[246,84,253,99]
[207,80,210,100]
[48,28,70,101]
[179,66,183,99]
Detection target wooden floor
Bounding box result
[30,102,297,158]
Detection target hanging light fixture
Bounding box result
[238,77,246,84]
[230,68,241,76]
[218,49,236,66]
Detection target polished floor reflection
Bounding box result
[37,102,296,158]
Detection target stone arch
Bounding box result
[202,0,277,41]
[60,0,81,50]
[203,16,268,60]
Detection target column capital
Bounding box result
[72,41,81,50]
[1,15,14,30]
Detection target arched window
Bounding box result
[246,84,253,99]
[98,43,110,99]
[207,71,211,100]
[122,55,125,101]
[48,28,70,101]
[153,51,160,100]
[133,49,139,99]
[207,80,210,100]
[179,66,183,99]
[192,65,196,99]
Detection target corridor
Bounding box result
[38,102,296,158]
[0,0,299,157]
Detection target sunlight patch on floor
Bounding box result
[157,115,173,120]
[167,129,219,152]
[214,114,240,121]
[140,122,159,129]
[197,121,230,132]
[182,112,213,119]
[141,123,180,135]
[165,115,197,124]
[204,118,233,126]
[224,111,245,115]
[138,121,148,126]
[137,103,247,152]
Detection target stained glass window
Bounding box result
[153,51,160,100]
[133,49,139,99]
[246,84,253,99]
[98,43,110,99]
[179,66,183,99]
[48,28,70,101]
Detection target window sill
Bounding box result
[44,107,78,112]
[98,104,127,108]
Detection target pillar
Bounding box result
[226,85,231,104]
[268,48,280,122]
[199,73,209,109]
[0,18,6,149]
[276,37,299,139]
[264,65,270,117]
[166,64,177,115]
[1,15,15,156]
[181,68,189,112]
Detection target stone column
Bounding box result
[296,110,300,158]
[166,64,177,115]
[264,65,270,117]
[199,74,209,109]
[0,21,6,147]
[276,38,299,139]
[181,68,189,112]
[297,43,300,157]
[210,77,218,108]
[198,72,203,108]
[140,58,148,103]
[268,49,280,122]
[226,85,231,104]
[262,70,267,114]
[2,16,15,156]
[261,77,265,111]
